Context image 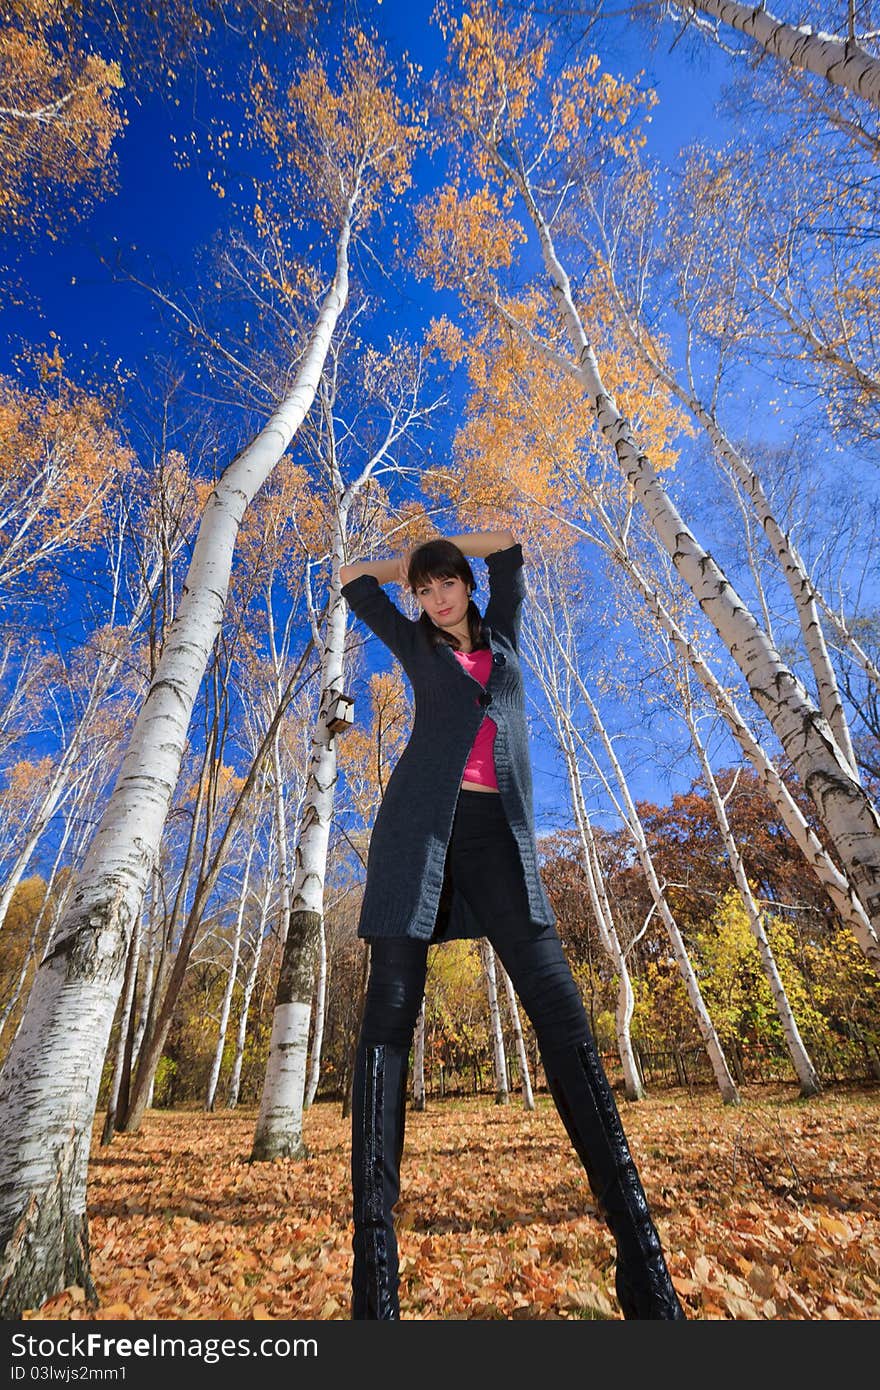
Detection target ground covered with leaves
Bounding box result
[27,1083,880,1321]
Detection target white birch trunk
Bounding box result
[205,833,255,1111]
[611,301,859,777]
[682,698,822,1096]
[523,568,650,1101]
[303,917,327,1108]
[511,181,880,933]
[563,672,740,1103]
[616,546,880,971]
[99,915,142,1145]
[132,875,159,1066]
[812,588,880,694]
[683,0,880,109]
[413,997,426,1111]
[0,558,161,936]
[0,214,354,1317]
[0,805,77,1041]
[556,703,646,1100]
[251,555,351,1159]
[271,730,293,944]
[228,868,273,1109]
[499,962,534,1110]
[579,792,645,1102]
[480,939,509,1104]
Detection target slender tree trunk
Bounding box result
[250,559,351,1159]
[0,214,354,1318]
[228,869,273,1109]
[304,918,328,1108]
[413,996,426,1111]
[560,716,645,1101]
[602,275,859,777]
[499,962,534,1110]
[271,730,293,944]
[123,725,222,1132]
[480,939,509,1104]
[564,671,740,1104]
[0,812,75,1041]
[681,694,822,1097]
[614,544,880,971]
[205,834,256,1111]
[100,916,142,1146]
[342,940,371,1121]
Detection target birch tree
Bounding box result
[525,549,740,1102]
[0,32,422,1317]
[666,1,880,110]
[675,677,822,1096]
[251,340,439,1160]
[626,569,823,1094]
[0,2,123,234]
[523,559,647,1099]
[228,852,277,1109]
[499,962,534,1108]
[423,1,880,935]
[605,532,880,971]
[479,939,510,1104]
[204,808,261,1111]
[0,366,133,604]
[586,167,861,778]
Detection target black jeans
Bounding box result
[360,788,590,1051]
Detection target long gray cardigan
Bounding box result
[340,542,556,943]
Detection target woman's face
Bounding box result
[414,572,470,631]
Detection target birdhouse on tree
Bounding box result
[326,690,354,734]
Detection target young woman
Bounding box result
[339,531,684,1321]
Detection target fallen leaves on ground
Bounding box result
[25,1083,880,1321]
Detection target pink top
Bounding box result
[453,647,498,789]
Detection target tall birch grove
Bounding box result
[0,33,422,1318]
[622,558,822,1095]
[528,560,740,1102]
[422,2,880,937]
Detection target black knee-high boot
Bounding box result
[541,1036,686,1320]
[350,1038,410,1319]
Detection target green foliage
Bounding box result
[693,889,780,1050]
[153,1055,178,1108]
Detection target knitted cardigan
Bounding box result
[340,542,556,942]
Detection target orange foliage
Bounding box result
[0,0,124,234]
[25,1088,880,1320]
[0,363,133,591]
[252,28,424,236]
[337,667,410,825]
[415,5,681,550]
[437,0,655,185]
[421,287,692,551]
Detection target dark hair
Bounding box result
[407,538,489,652]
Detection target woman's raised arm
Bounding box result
[339,531,515,590]
[339,556,403,587]
[444,530,515,560]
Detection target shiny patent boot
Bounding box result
[541,1036,686,1320]
[350,1038,410,1319]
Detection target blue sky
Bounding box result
[3,1,843,837]
[1,3,735,390]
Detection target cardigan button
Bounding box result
[492,652,506,666]
[478,690,492,707]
